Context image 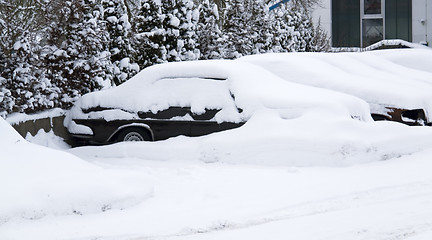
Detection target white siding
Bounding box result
[412,0,429,45]
[311,0,332,43]
[313,0,432,47]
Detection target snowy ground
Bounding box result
[2,49,432,240]
[3,115,432,240]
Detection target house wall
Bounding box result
[313,0,432,47]
[312,0,332,43]
[412,0,431,45]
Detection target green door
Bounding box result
[385,0,412,41]
[332,0,361,47]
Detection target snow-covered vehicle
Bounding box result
[64,60,372,145]
[239,49,432,126]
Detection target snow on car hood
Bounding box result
[65,60,371,134]
[238,49,432,120]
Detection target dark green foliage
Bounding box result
[161,0,199,62]
[197,0,224,59]
[102,0,138,85]
[133,0,165,68]
[0,0,329,116]
[42,0,110,108]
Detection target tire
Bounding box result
[117,127,151,142]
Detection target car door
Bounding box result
[138,106,192,140]
[137,76,242,140]
[188,79,243,136]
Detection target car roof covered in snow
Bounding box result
[238,49,432,120]
[65,60,372,133]
[70,60,365,117]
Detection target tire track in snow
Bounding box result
[123,180,432,240]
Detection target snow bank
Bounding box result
[0,118,152,224]
[367,48,432,74]
[238,49,432,120]
[6,108,66,125]
[25,129,70,150]
[66,58,432,167]
[70,106,432,167]
[65,60,372,134]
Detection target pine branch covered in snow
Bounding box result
[0,0,59,113]
[196,0,224,59]
[161,0,200,62]
[102,0,139,85]
[269,2,329,52]
[0,0,329,116]
[133,0,166,68]
[41,0,112,108]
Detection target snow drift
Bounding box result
[64,60,372,135]
[0,118,151,224]
[238,48,432,120]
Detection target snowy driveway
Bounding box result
[2,140,432,240]
[3,47,432,239]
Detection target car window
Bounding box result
[150,77,236,115]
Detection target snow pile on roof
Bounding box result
[0,118,151,223]
[368,48,432,74]
[65,60,372,134]
[364,39,429,51]
[238,49,432,119]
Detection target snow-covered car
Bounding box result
[239,49,432,126]
[64,60,372,145]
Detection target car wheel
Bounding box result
[117,127,151,142]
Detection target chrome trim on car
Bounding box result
[71,134,94,139]
[107,123,154,142]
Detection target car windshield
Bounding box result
[147,77,237,116]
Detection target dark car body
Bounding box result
[64,62,248,145]
[65,60,372,146]
[70,106,244,145]
[239,51,432,127]
[371,107,428,126]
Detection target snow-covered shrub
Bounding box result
[133,0,166,69]
[270,3,329,52]
[134,0,200,67]
[41,0,112,108]
[0,0,329,116]
[161,0,200,62]
[222,0,253,59]
[197,0,225,59]
[102,0,139,85]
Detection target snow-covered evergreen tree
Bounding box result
[197,0,224,59]
[0,0,329,115]
[222,0,271,58]
[287,7,312,51]
[133,0,166,69]
[307,18,330,52]
[269,2,329,52]
[42,0,111,108]
[0,0,59,113]
[102,0,139,85]
[161,0,199,62]
[248,0,273,54]
[7,32,51,113]
[222,0,249,59]
[270,6,300,52]
[0,5,12,114]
